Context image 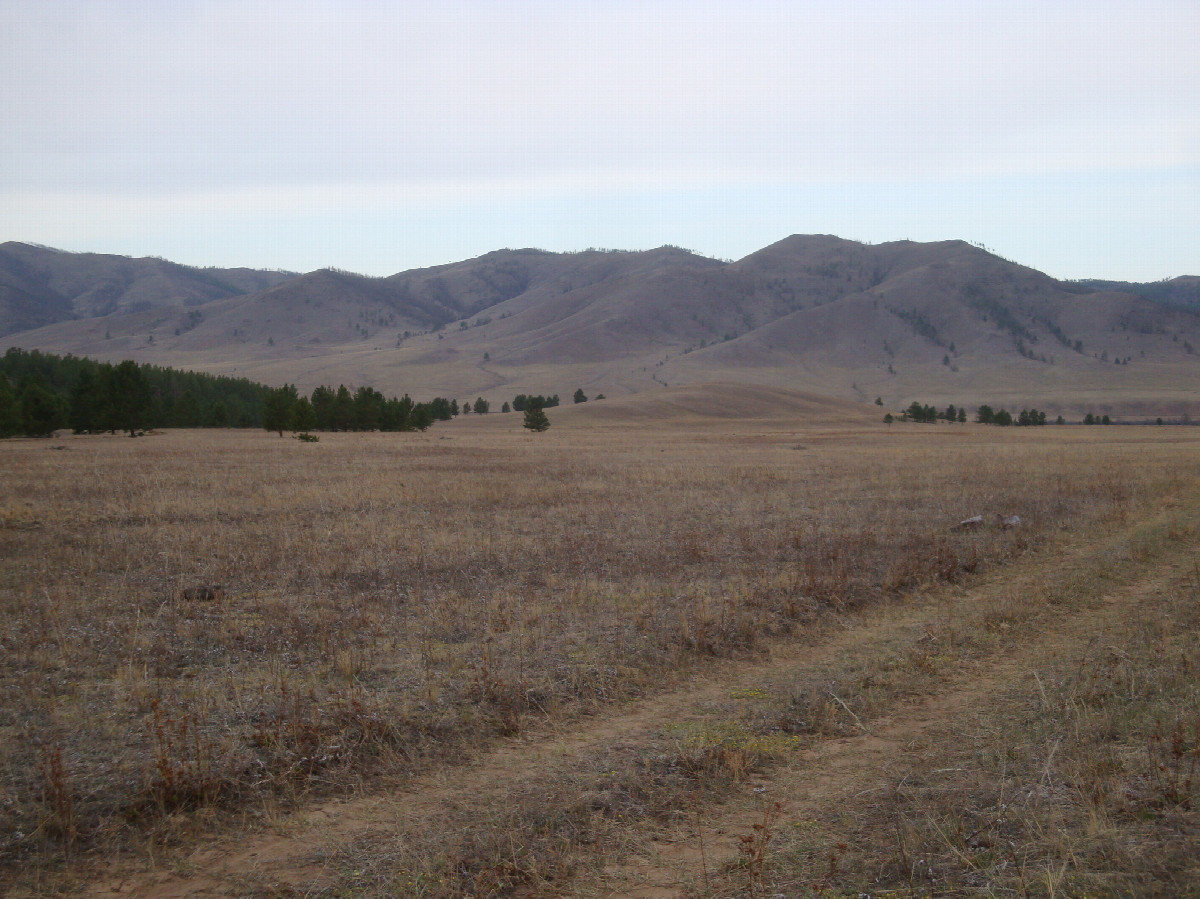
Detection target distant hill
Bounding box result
[1073,276,1200,312]
[0,242,295,335]
[3,236,1198,419]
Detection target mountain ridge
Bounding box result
[2,236,1198,418]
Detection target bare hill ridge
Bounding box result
[0,242,295,335]
[3,236,1198,417]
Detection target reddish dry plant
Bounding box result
[37,745,75,848]
[1147,717,1199,810]
[738,800,781,896]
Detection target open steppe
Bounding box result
[2,401,1198,896]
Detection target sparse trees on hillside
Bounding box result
[903,401,938,422]
[573,388,587,404]
[513,394,560,412]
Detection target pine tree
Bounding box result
[19,379,64,436]
[109,360,151,437]
[290,397,317,433]
[262,385,297,436]
[0,377,20,437]
[68,368,102,433]
[523,400,550,432]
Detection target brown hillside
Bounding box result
[3,236,1198,418]
[0,242,293,335]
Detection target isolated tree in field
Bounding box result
[473,397,489,413]
[573,388,587,404]
[501,401,510,413]
[109,360,151,436]
[523,400,550,432]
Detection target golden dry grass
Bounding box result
[1,414,1197,894]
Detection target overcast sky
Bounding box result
[2,1,1196,280]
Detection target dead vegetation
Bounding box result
[0,421,1197,895]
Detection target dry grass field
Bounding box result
[1,408,1197,896]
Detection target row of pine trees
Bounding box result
[260,386,573,435]
[260,384,453,434]
[0,348,272,438]
[0,348,561,439]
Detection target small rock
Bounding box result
[954,515,985,530]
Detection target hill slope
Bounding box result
[0,242,295,335]
[3,237,1198,418]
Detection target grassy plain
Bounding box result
[1,408,1197,895]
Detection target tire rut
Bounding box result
[87,502,1196,898]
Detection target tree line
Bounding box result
[261,386,587,435]
[260,384,457,435]
[0,348,272,438]
[886,400,1062,427]
[0,347,582,440]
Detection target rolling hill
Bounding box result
[2,236,1198,419]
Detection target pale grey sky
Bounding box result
[2,0,1196,280]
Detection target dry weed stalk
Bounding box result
[738,799,781,897]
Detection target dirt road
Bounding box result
[73,496,1200,896]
